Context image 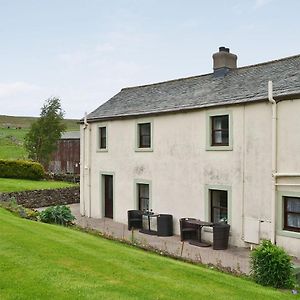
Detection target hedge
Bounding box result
[0,159,45,180]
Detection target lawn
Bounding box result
[0,208,298,300]
[0,178,77,193]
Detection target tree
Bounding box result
[25,97,66,167]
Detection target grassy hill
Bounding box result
[0,208,296,300]
[0,115,80,160]
[0,115,79,130]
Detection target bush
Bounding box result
[0,198,40,221]
[40,205,75,226]
[250,240,295,288]
[0,159,45,180]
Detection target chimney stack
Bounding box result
[213,47,237,77]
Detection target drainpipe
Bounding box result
[83,113,92,218]
[268,81,277,244]
[80,116,86,215]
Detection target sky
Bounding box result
[0,0,299,119]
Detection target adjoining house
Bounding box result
[49,131,80,175]
[80,47,300,258]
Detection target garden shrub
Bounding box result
[250,239,295,289]
[0,198,40,221]
[0,159,45,180]
[40,205,75,226]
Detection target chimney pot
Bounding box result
[213,46,237,77]
[219,46,230,53]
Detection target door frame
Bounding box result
[100,171,115,219]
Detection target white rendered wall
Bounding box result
[80,99,300,257]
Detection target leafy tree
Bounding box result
[25,97,66,167]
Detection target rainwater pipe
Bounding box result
[268,80,277,244]
[83,113,92,218]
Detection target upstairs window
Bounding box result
[284,196,300,232]
[211,115,229,146]
[99,126,107,150]
[138,123,151,148]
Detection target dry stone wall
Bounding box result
[0,186,79,208]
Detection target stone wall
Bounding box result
[0,186,79,208]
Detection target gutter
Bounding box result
[268,81,277,244]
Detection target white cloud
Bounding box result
[0,82,41,98]
[254,0,274,9]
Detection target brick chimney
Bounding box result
[213,47,237,77]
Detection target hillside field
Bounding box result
[0,208,297,300]
[0,115,79,160]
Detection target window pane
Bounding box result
[210,190,228,223]
[139,184,149,198]
[287,214,300,228]
[212,208,220,223]
[99,127,106,149]
[221,116,229,129]
[214,131,222,144]
[222,130,229,145]
[139,123,151,148]
[213,118,222,130]
[141,135,150,147]
[286,197,300,213]
[138,184,149,211]
[140,123,150,135]
[101,137,106,149]
[284,196,300,231]
[211,115,229,146]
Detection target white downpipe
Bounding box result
[80,118,86,215]
[268,81,277,244]
[83,113,92,218]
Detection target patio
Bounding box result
[69,204,251,274]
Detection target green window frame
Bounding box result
[205,184,232,225]
[276,191,300,239]
[99,126,107,149]
[210,189,228,223]
[97,124,108,152]
[206,111,233,151]
[283,196,300,232]
[134,179,152,210]
[135,120,153,152]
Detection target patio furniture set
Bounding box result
[128,210,230,250]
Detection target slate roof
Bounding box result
[61,131,80,140]
[87,54,300,122]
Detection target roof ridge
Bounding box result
[121,72,212,91]
[121,53,300,90]
[236,53,300,71]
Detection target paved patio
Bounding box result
[69,204,251,274]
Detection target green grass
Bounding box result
[0,208,298,300]
[0,115,80,160]
[0,178,77,193]
[0,128,29,160]
[0,114,79,130]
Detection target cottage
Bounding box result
[80,47,300,258]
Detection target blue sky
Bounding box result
[0,0,299,118]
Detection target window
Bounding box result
[210,189,228,223]
[211,115,229,146]
[137,183,149,211]
[99,126,107,150]
[138,123,151,148]
[284,196,300,232]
